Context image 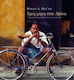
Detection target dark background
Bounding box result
[62,0,74,20]
[62,0,74,47]
[25,0,74,48]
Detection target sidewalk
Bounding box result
[59,47,74,57]
[19,66,74,80]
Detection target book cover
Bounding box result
[0,0,74,80]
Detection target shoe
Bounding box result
[49,68,53,73]
[15,68,22,74]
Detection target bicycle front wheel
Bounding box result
[46,50,74,80]
[0,49,26,80]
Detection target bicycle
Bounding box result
[0,33,74,80]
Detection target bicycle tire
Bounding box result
[46,50,74,80]
[0,49,26,80]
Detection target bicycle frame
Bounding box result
[23,43,55,66]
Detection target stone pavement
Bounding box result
[0,66,74,80]
[59,47,74,58]
[18,66,74,80]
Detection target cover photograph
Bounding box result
[0,0,74,80]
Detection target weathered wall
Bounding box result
[0,0,25,46]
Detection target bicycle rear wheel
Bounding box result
[0,49,26,80]
[46,50,74,80]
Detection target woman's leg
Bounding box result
[42,47,52,60]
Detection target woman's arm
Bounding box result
[17,33,30,39]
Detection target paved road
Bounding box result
[0,66,74,80]
[19,66,74,80]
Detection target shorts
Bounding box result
[27,43,40,58]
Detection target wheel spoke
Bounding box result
[46,50,74,80]
[0,49,25,80]
[0,58,9,66]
